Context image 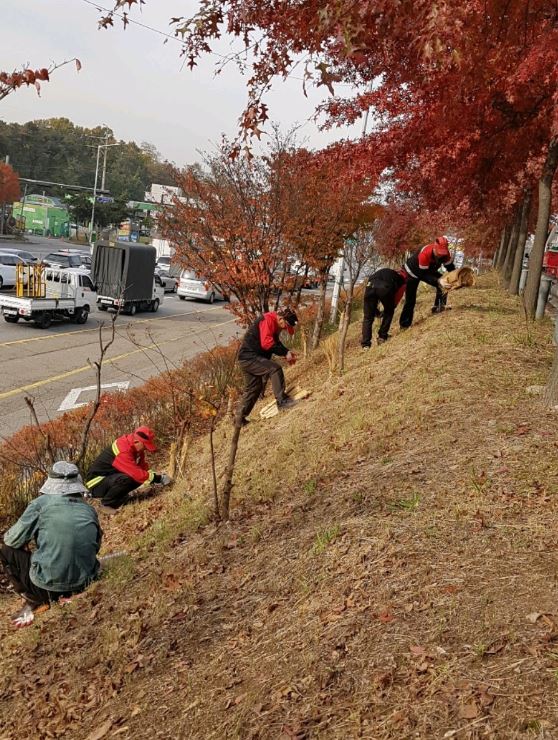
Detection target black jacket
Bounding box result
[368,268,406,292]
[238,314,289,362]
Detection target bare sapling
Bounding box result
[75,308,119,468]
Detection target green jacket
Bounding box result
[4,495,102,592]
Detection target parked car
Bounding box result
[0,253,29,289]
[43,250,89,270]
[156,256,172,272]
[177,269,225,303]
[159,273,178,293]
[0,247,37,263]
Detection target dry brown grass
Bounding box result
[2,274,558,739]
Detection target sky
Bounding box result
[1,0,362,168]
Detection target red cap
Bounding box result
[133,426,157,452]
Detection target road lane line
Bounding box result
[0,319,237,401]
[0,305,227,348]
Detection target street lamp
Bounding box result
[89,142,120,248]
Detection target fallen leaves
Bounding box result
[458,699,479,720]
[377,610,395,624]
[86,719,113,740]
[162,572,182,592]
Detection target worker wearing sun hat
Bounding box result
[399,236,456,328]
[85,426,172,512]
[0,461,102,627]
[235,306,299,427]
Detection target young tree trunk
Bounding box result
[524,138,558,319]
[294,265,309,307]
[310,270,329,351]
[509,191,532,295]
[543,347,558,408]
[502,207,521,287]
[492,229,506,268]
[496,225,512,271]
[221,423,242,521]
[500,209,519,284]
[337,281,354,373]
[209,416,220,521]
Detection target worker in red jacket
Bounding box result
[235,307,299,426]
[399,236,455,328]
[85,426,172,511]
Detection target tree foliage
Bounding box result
[101,1,558,250]
[161,139,378,325]
[0,162,20,204]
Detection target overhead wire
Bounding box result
[79,0,358,89]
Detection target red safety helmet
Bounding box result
[133,426,157,452]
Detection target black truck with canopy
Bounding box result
[92,241,164,315]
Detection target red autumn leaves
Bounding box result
[0,68,50,100]
[0,163,20,204]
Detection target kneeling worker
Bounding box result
[361,267,408,348]
[235,307,299,426]
[0,461,102,627]
[85,426,172,511]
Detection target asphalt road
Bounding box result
[0,233,91,261]
[0,234,241,438]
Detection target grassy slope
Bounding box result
[2,274,558,739]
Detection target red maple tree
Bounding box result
[0,163,20,204]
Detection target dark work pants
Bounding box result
[399,277,446,327]
[361,281,396,347]
[90,472,139,509]
[236,356,286,422]
[0,544,57,606]
[432,288,448,310]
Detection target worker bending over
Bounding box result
[400,236,455,328]
[235,307,299,427]
[86,426,172,512]
[361,267,408,348]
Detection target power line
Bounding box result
[81,0,186,47]
[79,0,357,89]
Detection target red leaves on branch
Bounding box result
[0,162,21,204]
[99,1,558,256]
[0,60,80,103]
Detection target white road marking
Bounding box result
[58,381,131,411]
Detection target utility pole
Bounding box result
[101,131,109,191]
[89,145,101,248]
[89,140,120,249]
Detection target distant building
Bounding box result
[12,193,69,237]
[145,183,182,205]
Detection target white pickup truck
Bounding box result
[0,267,96,329]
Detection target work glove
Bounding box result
[286,351,297,366]
[160,473,173,487]
[437,277,452,293]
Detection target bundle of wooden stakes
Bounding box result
[439,266,476,291]
[259,386,312,419]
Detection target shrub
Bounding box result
[0,340,242,529]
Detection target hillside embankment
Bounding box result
[2,274,558,739]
